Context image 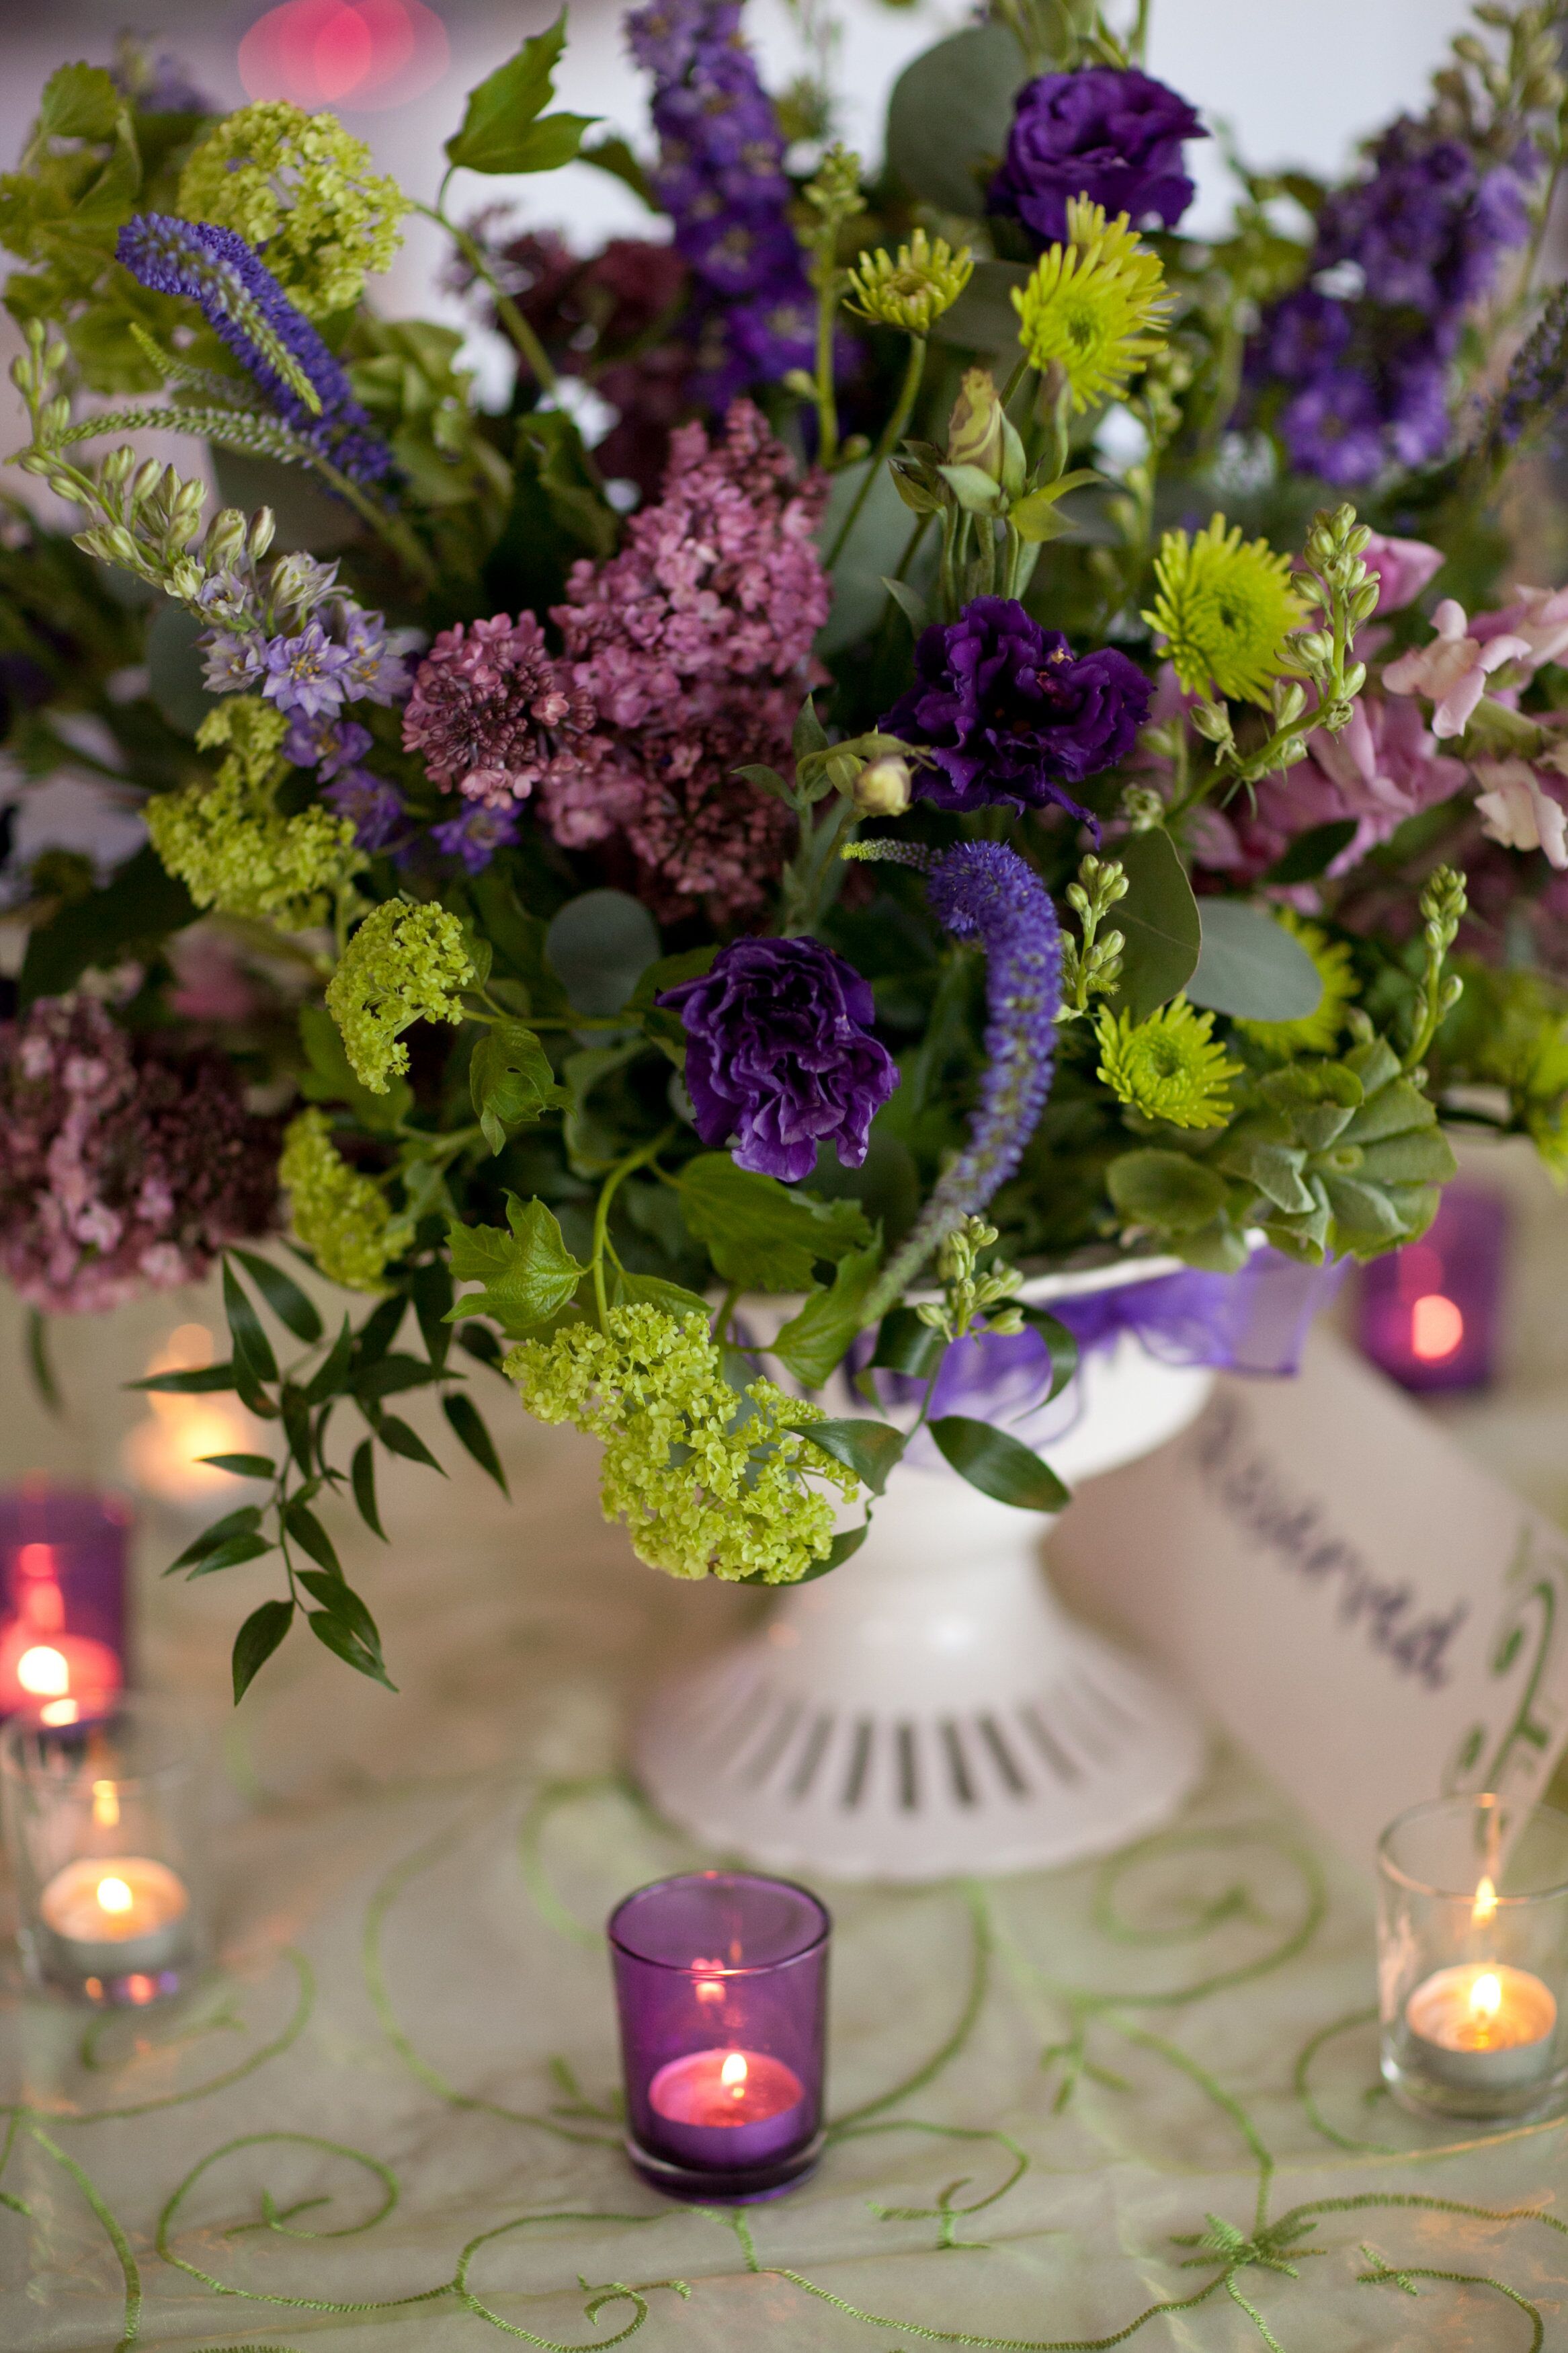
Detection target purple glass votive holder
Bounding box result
[1358,1183,1510,1395]
[608,1870,830,2202]
[0,1482,131,1724]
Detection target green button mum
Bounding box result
[1012,198,1170,413]
[1097,995,1242,1131]
[1144,514,1311,707]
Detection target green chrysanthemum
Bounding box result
[279,1109,406,1293]
[1144,515,1309,706]
[1012,198,1169,412]
[146,696,358,928]
[845,229,974,335]
[178,101,408,317]
[1235,910,1358,1056]
[326,898,474,1094]
[505,1305,860,1585]
[1097,995,1242,1130]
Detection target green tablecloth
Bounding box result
[1,1405,1564,2353]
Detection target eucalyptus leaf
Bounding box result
[1188,901,1323,1022]
[546,889,660,1016]
[886,24,1028,218]
[1261,819,1359,885]
[1107,828,1202,1023]
[931,258,1032,354]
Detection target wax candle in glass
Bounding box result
[1357,1183,1508,1394]
[608,1871,829,2200]
[0,1694,210,2005]
[0,1479,130,1722]
[1378,1793,1568,2120]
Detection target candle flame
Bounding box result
[17,1644,69,1698]
[1471,1970,1502,2025]
[1411,1293,1464,1361]
[1472,1874,1497,1927]
[720,2051,748,2094]
[92,1779,120,1830]
[40,1699,78,1726]
[95,1876,133,1917]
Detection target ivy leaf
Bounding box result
[786,1417,905,1495]
[674,1154,872,1293]
[232,1599,294,1702]
[770,1237,883,1386]
[228,1249,323,1344]
[352,1438,386,1540]
[606,1267,712,1321]
[929,1417,1069,1511]
[444,12,600,175]
[444,1196,587,1335]
[469,1019,565,1154]
[39,61,123,143]
[223,1261,279,1388]
[442,1392,509,1496]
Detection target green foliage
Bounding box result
[1188,902,1324,1023]
[884,24,1027,218]
[1105,830,1202,1023]
[470,1021,566,1154]
[444,14,599,176]
[446,1196,587,1335]
[672,1156,873,1293]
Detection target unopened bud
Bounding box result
[946,366,1004,481]
[130,458,163,505]
[853,756,912,817]
[247,507,276,559]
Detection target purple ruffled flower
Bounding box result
[989,66,1206,249]
[429,801,521,874]
[659,936,898,1184]
[323,768,405,853]
[116,213,395,488]
[880,597,1149,822]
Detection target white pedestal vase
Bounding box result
[634,1273,1214,1882]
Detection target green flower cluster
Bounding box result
[1145,516,1309,707]
[146,696,358,927]
[177,101,408,317]
[1098,996,1241,1129]
[325,898,474,1093]
[505,1304,859,1585]
[279,1109,407,1293]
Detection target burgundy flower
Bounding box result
[879,597,1151,820]
[989,67,1206,249]
[0,998,280,1314]
[660,936,897,1183]
[402,612,593,807]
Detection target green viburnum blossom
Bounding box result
[506,1304,860,1585]
[177,102,409,317]
[1144,515,1310,706]
[1235,910,1358,1057]
[279,1109,406,1293]
[326,898,474,1094]
[1012,198,1169,412]
[845,228,974,335]
[1097,995,1242,1129]
[146,696,358,927]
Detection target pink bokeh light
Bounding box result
[239,0,449,112]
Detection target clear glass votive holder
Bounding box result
[0,1479,131,1722]
[1,1694,211,2007]
[1378,1793,1568,2122]
[608,1870,830,2202]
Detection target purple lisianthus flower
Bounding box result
[323,768,404,853]
[989,66,1206,249]
[659,936,898,1184]
[880,597,1150,822]
[259,621,354,719]
[430,801,522,874]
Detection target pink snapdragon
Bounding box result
[1383,598,1530,736]
[1471,584,1568,672]
[1473,755,1568,867]
[1360,530,1444,614]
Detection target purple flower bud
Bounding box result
[429,800,522,873]
[659,935,899,1184]
[989,67,1206,250]
[322,767,405,853]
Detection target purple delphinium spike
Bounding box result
[851,839,1061,1322]
[116,213,395,488]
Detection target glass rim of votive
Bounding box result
[0,1691,205,1795]
[608,1869,831,1977]
[1377,1793,1568,1905]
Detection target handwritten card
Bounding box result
[1047,1327,1568,1869]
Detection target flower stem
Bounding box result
[589,1126,679,1332]
[825,335,926,571]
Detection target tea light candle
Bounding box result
[0,1486,128,1723]
[1405,1962,1558,2094]
[37,1854,191,1991]
[647,2046,806,2168]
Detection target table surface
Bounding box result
[1,1349,1565,2353]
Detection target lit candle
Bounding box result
[0,1488,128,1722]
[122,1323,264,1510]
[1405,1962,1559,2094]
[647,2046,806,2167]
[36,1853,192,1999]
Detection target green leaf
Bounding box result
[444,13,598,174]
[787,1417,905,1496]
[675,1154,872,1293]
[224,1261,280,1388]
[1107,1150,1230,1234]
[1261,819,1358,885]
[770,1237,883,1386]
[354,1351,442,1400]
[444,1195,587,1334]
[165,1505,264,1574]
[229,1248,323,1344]
[870,1304,946,1380]
[300,1316,354,1408]
[352,1438,386,1540]
[40,62,122,143]
[469,1019,565,1154]
[281,1384,313,1472]
[198,1453,276,1480]
[1188,902,1323,1022]
[881,576,929,635]
[298,1004,411,1133]
[232,1599,294,1702]
[578,131,651,203]
[886,22,1028,218]
[411,1261,454,1373]
[19,844,196,1008]
[376,1414,446,1474]
[282,1498,341,1577]
[188,1532,274,1579]
[354,1294,407,1367]
[456,1322,506,1373]
[443,1392,509,1496]
[929,1416,1069,1511]
[1018,1306,1079,1402]
[1106,828,1202,1023]
[128,1362,241,1395]
[607,1267,712,1322]
[546,888,660,1016]
[306,1605,396,1691]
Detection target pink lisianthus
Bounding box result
[1473,755,1568,867]
[1360,530,1444,613]
[1383,598,1530,736]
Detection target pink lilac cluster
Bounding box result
[0,997,280,1314]
[402,612,595,809]
[539,400,831,919]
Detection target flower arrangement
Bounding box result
[3,3,1567,1700]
